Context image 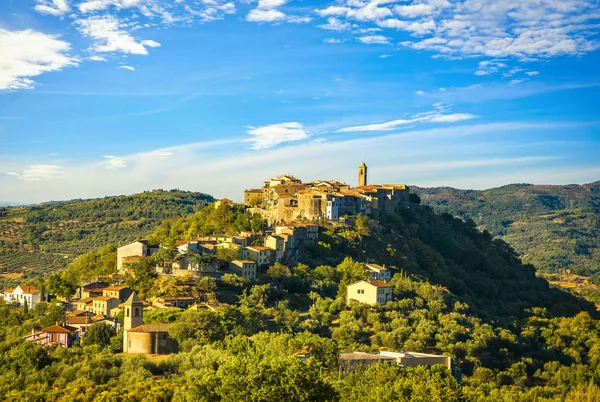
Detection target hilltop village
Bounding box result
[2,163,458,375]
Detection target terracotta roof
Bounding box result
[176,240,191,246]
[67,316,94,325]
[247,246,272,251]
[77,297,95,304]
[42,324,78,334]
[87,287,106,293]
[69,310,93,316]
[17,285,39,294]
[128,323,170,333]
[4,288,14,293]
[103,286,128,292]
[93,296,119,302]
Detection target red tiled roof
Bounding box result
[42,324,78,334]
[4,288,14,293]
[103,286,127,292]
[368,280,393,288]
[128,323,170,333]
[17,285,39,294]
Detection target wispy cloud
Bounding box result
[357,35,390,45]
[119,65,135,71]
[244,122,310,149]
[336,108,478,132]
[6,165,63,181]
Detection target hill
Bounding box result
[0,190,214,286]
[413,182,600,276]
[2,202,599,401]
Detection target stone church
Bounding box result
[122,292,178,354]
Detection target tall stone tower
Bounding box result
[122,291,144,352]
[358,162,367,187]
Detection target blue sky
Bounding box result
[1,0,599,203]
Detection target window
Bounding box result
[126,308,130,317]
[134,308,140,317]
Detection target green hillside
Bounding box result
[0,190,214,285]
[2,202,600,400]
[413,182,600,275]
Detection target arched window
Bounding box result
[134,307,140,317]
[126,308,130,317]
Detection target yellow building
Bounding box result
[229,260,258,279]
[347,280,393,306]
[245,246,273,266]
[122,292,178,355]
[76,296,121,316]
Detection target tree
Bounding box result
[83,322,116,348]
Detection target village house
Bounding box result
[66,314,119,337]
[117,240,160,272]
[245,245,273,266]
[229,259,258,279]
[25,324,79,347]
[102,285,133,302]
[3,285,42,308]
[78,281,109,299]
[122,292,178,355]
[365,264,391,282]
[76,296,121,316]
[264,235,285,262]
[347,280,393,306]
[153,297,197,309]
[339,351,459,381]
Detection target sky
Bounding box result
[1,0,599,204]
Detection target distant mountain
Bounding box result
[0,190,214,280]
[0,202,27,207]
[413,182,600,275]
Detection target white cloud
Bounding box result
[0,28,78,90]
[35,0,70,16]
[76,15,161,55]
[247,8,287,22]
[358,35,391,44]
[526,71,540,76]
[88,55,107,61]
[6,165,63,181]
[394,4,433,18]
[379,54,391,58]
[317,0,600,60]
[324,38,345,44]
[415,90,425,95]
[337,108,477,132]
[78,0,144,13]
[245,122,310,149]
[509,79,525,85]
[475,60,507,76]
[119,65,135,71]
[319,17,351,31]
[103,156,127,170]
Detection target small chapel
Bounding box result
[121,292,178,354]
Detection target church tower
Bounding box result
[122,291,144,352]
[358,162,367,187]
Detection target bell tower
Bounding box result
[122,291,144,352]
[123,291,143,330]
[358,162,367,187]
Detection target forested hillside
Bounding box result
[1,203,600,401]
[0,190,214,286]
[414,182,600,275]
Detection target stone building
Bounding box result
[122,292,178,354]
[229,259,258,279]
[242,164,410,224]
[347,280,393,306]
[117,240,159,272]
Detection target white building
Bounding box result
[3,285,42,308]
[365,264,391,281]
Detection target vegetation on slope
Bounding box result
[413,182,600,275]
[2,202,600,401]
[0,190,214,288]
